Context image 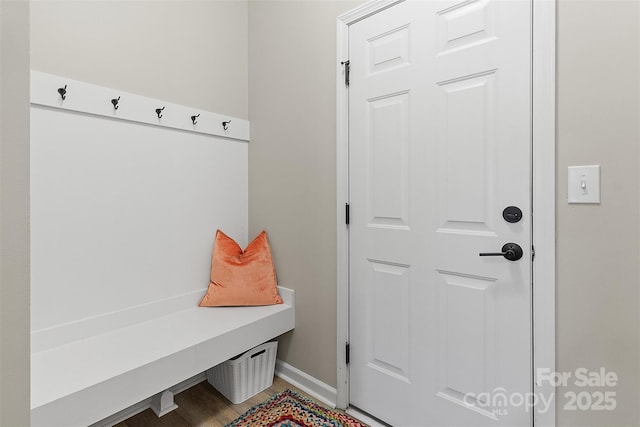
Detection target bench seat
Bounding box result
[31,287,295,427]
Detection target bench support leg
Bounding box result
[150,390,179,417]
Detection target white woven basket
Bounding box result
[206,341,278,404]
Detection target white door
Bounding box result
[348,1,532,426]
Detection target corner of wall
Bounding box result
[0,0,31,425]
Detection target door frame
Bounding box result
[335,1,557,426]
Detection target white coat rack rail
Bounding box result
[31,71,250,142]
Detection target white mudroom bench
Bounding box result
[30,287,295,427]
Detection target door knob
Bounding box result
[479,243,523,261]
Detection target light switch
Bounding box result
[568,165,600,204]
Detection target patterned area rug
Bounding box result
[225,389,368,427]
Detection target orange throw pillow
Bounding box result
[199,230,283,307]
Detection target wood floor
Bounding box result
[114,376,320,427]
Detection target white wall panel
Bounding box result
[30,74,248,337]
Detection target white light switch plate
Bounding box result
[568,165,600,204]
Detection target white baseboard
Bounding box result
[274,359,337,408]
[93,359,336,426]
[90,398,154,427]
[89,372,206,427]
[274,363,380,426]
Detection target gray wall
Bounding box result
[556,1,639,425]
[0,0,31,425]
[31,0,248,119]
[247,0,361,388]
[249,2,640,425]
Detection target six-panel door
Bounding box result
[348,1,532,425]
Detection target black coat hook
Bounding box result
[111,96,121,110]
[58,85,67,100]
[222,120,231,132]
[191,114,200,125]
[156,107,165,119]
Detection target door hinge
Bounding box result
[341,60,350,87]
[532,245,535,261]
[345,342,350,365]
[345,203,350,225]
